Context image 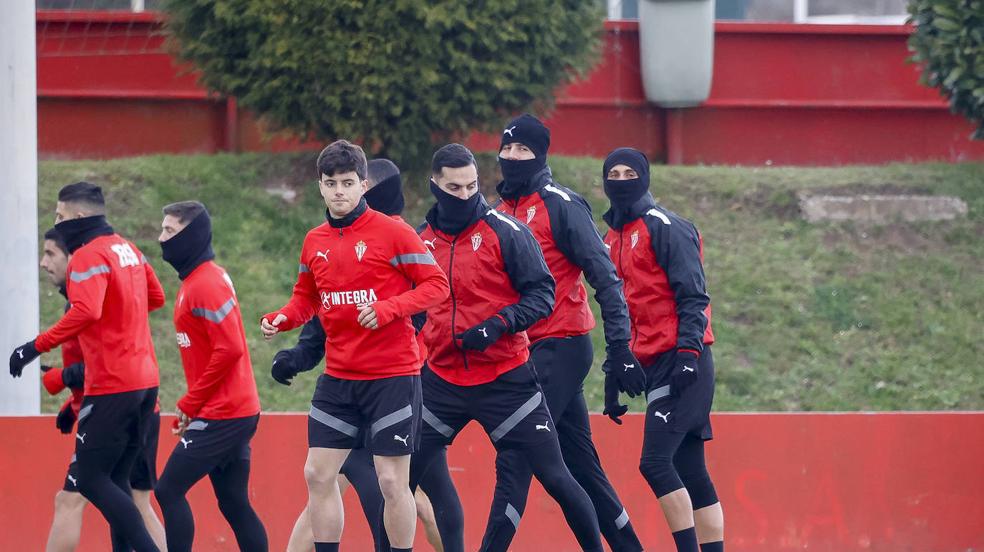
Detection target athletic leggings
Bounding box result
[155,455,268,552]
[410,430,603,552]
[76,442,157,552]
[481,334,642,552]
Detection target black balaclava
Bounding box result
[603,147,651,209]
[428,180,485,236]
[327,197,368,228]
[497,113,551,198]
[602,148,653,229]
[161,209,216,280]
[55,215,114,254]
[364,173,405,216]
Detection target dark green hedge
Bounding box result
[908,0,984,139]
[164,0,603,166]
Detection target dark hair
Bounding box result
[431,143,476,177]
[43,228,68,255]
[57,181,105,214]
[367,158,400,187]
[317,140,368,180]
[162,200,208,224]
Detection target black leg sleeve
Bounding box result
[417,447,464,552]
[209,458,269,552]
[525,437,603,552]
[557,392,642,551]
[339,448,385,551]
[155,453,214,552]
[76,445,159,552]
[479,448,534,552]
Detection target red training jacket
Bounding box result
[35,234,164,396]
[603,199,713,366]
[266,207,449,380]
[418,200,555,386]
[174,261,260,419]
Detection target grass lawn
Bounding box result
[36,153,984,413]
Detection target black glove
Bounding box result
[55,402,77,434]
[271,350,299,386]
[61,362,85,389]
[40,364,53,373]
[9,340,40,378]
[454,316,508,352]
[671,349,700,396]
[606,342,646,397]
[602,364,628,425]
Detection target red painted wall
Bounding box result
[1,413,981,551]
[35,13,984,164]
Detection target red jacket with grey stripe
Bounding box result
[603,195,714,366]
[173,261,260,419]
[35,234,164,396]
[265,205,449,380]
[41,305,85,416]
[418,197,555,386]
[495,167,631,346]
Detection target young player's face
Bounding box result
[159,214,190,242]
[606,164,639,181]
[54,201,85,224]
[433,164,479,200]
[40,239,69,287]
[499,142,536,161]
[320,171,369,218]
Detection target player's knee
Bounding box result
[376,470,410,501]
[54,490,86,513]
[303,462,338,494]
[681,469,719,511]
[153,478,180,506]
[639,455,683,498]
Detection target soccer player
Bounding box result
[38,227,167,552]
[406,143,603,552]
[489,114,644,551]
[154,201,268,551]
[260,140,449,552]
[9,182,165,552]
[274,158,456,552]
[600,148,723,552]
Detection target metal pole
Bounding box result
[0,0,40,414]
[794,0,809,23]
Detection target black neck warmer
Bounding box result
[58,285,67,299]
[161,211,215,280]
[497,157,548,199]
[426,181,486,236]
[364,174,405,216]
[55,215,114,254]
[603,192,657,230]
[327,197,368,228]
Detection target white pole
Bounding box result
[794,0,809,23]
[607,0,621,20]
[0,0,40,415]
[131,0,146,13]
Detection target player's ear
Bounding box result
[360,179,369,193]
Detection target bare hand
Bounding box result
[357,304,379,330]
[172,406,191,437]
[261,313,287,340]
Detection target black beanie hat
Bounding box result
[500,113,551,159]
[602,147,650,186]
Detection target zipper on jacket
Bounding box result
[617,228,638,351]
[446,236,469,371]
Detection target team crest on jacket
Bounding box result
[630,230,640,249]
[355,240,367,261]
[471,232,482,251]
[526,206,536,223]
[320,290,332,311]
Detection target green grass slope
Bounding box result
[36,153,984,413]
